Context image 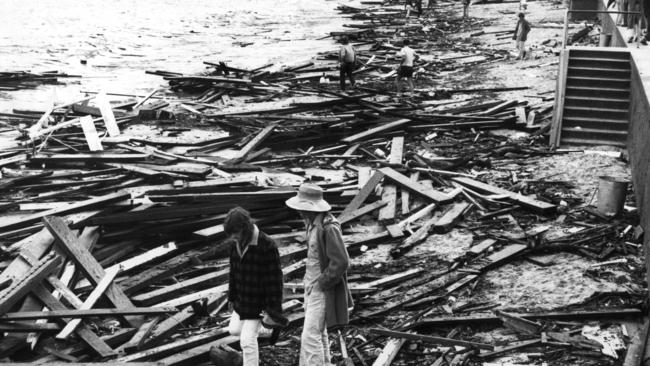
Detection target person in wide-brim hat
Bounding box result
[286,184,353,366]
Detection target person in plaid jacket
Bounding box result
[225,206,285,366]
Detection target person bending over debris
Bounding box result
[225,206,287,366]
[513,12,531,60]
[286,184,353,366]
[338,36,356,91]
[395,39,419,97]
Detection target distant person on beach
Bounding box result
[519,0,528,12]
[617,0,628,25]
[395,39,419,97]
[224,207,287,366]
[629,2,648,45]
[462,0,470,19]
[513,12,531,60]
[338,36,356,91]
[286,184,352,366]
[414,0,423,16]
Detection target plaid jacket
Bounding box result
[228,232,283,320]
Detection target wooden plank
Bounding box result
[401,172,419,215]
[451,177,555,213]
[0,191,130,233]
[117,327,229,362]
[155,335,239,366]
[622,318,649,366]
[338,170,385,219]
[388,136,404,165]
[117,317,161,352]
[10,363,164,366]
[132,268,228,306]
[356,268,424,290]
[433,202,470,233]
[372,338,405,366]
[0,323,61,332]
[477,339,541,359]
[379,167,451,203]
[2,308,176,320]
[43,216,141,327]
[79,115,103,151]
[46,276,84,309]
[370,328,494,350]
[193,224,224,239]
[378,185,397,222]
[339,201,387,225]
[96,92,120,136]
[0,253,61,314]
[231,124,275,162]
[0,153,28,167]
[32,285,116,357]
[468,239,496,255]
[31,153,150,162]
[56,265,122,339]
[391,215,437,259]
[342,119,412,143]
[332,143,360,168]
[416,308,643,327]
[154,284,228,308]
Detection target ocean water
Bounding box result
[0,0,352,112]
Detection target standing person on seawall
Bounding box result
[513,12,531,60]
[338,36,356,92]
[286,183,353,366]
[395,39,419,98]
[224,206,287,366]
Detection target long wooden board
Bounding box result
[379,167,451,203]
[43,216,141,327]
[0,192,130,233]
[452,177,555,213]
[342,119,412,143]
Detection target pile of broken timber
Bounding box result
[0,71,79,92]
[0,2,641,366]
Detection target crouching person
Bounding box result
[225,206,286,366]
[285,184,354,366]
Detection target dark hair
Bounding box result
[340,36,349,44]
[518,12,525,17]
[403,39,410,45]
[224,206,254,244]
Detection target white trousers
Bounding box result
[229,311,261,366]
[299,287,331,366]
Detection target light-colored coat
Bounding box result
[312,213,353,327]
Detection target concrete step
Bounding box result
[567,66,631,78]
[560,137,627,147]
[565,85,630,98]
[569,57,631,70]
[563,105,628,120]
[569,49,630,60]
[562,116,628,130]
[564,95,629,109]
[566,76,631,88]
[561,127,628,140]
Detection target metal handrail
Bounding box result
[562,9,642,49]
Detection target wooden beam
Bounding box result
[342,119,412,143]
[43,216,141,327]
[117,317,161,352]
[117,327,229,362]
[0,322,60,332]
[31,153,150,162]
[339,201,387,225]
[32,284,116,357]
[371,338,405,366]
[338,170,385,219]
[157,335,239,366]
[415,308,643,327]
[0,191,130,233]
[433,202,470,233]
[0,253,61,314]
[379,167,451,203]
[370,328,494,350]
[332,143,360,168]
[378,185,397,222]
[231,124,275,162]
[451,177,555,213]
[401,172,419,215]
[141,294,225,349]
[56,265,122,339]
[132,269,228,306]
[622,318,649,366]
[2,308,176,321]
[477,339,541,359]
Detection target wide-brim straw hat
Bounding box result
[285,183,331,212]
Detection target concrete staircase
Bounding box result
[551,48,631,148]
